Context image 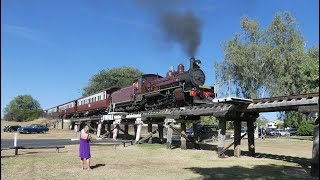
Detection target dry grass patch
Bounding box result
[1,137,317,180]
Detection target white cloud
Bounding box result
[2,24,55,46]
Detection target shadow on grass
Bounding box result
[170,140,217,151]
[169,139,314,177]
[19,151,39,155]
[90,163,106,169]
[1,154,16,158]
[221,149,312,171]
[184,164,317,180]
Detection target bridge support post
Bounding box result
[61,117,64,129]
[148,124,153,144]
[97,122,102,137]
[165,119,175,149]
[218,118,226,157]
[112,124,119,140]
[113,117,123,140]
[247,114,258,157]
[234,119,241,157]
[134,124,137,139]
[158,124,164,144]
[107,123,112,138]
[193,123,200,149]
[124,124,129,140]
[135,118,143,143]
[311,116,319,177]
[100,121,106,137]
[180,123,187,150]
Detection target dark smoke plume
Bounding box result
[160,10,202,57]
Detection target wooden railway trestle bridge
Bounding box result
[67,92,319,176]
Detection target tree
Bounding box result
[299,47,319,93]
[215,12,307,99]
[3,95,43,122]
[82,66,143,97]
[215,11,319,128]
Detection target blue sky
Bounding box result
[1,0,319,120]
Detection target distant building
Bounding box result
[265,121,277,129]
[265,120,284,129]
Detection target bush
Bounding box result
[297,120,314,136]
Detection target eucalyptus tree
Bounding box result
[215,12,319,128]
[82,66,143,97]
[215,12,308,99]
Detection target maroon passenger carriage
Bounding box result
[75,86,121,117]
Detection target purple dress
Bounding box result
[79,133,91,159]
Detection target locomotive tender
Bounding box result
[45,58,216,119]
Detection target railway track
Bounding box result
[70,92,319,122]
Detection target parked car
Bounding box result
[3,125,22,132]
[269,129,280,136]
[287,128,297,136]
[278,130,290,136]
[230,129,248,139]
[17,124,49,134]
[266,128,277,135]
[185,125,218,142]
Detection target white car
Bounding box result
[278,130,290,136]
[230,129,247,139]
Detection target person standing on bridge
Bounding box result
[79,126,92,170]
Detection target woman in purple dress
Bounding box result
[79,126,92,170]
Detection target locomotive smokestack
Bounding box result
[190,57,195,69]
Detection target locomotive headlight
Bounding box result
[190,90,197,97]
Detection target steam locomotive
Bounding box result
[45,58,215,118]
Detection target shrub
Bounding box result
[297,120,315,136]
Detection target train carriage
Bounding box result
[45,106,59,117]
[76,86,121,116]
[58,101,76,118]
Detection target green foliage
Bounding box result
[82,66,143,96]
[264,12,305,96]
[200,116,218,125]
[214,11,319,130]
[215,12,318,99]
[256,117,268,128]
[297,120,314,136]
[299,47,319,93]
[4,95,43,122]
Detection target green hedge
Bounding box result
[297,120,315,136]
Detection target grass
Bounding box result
[1,135,317,180]
[1,120,317,179]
